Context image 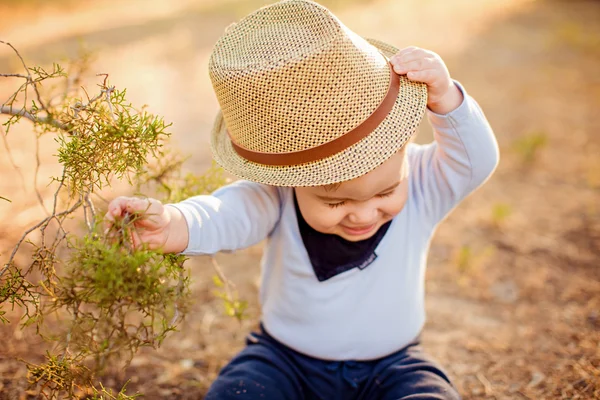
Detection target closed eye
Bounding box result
[377,191,394,198]
[326,189,395,208]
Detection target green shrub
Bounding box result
[0,41,228,398]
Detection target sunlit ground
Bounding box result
[1,0,599,398]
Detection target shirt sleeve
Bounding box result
[167,180,282,255]
[410,81,500,227]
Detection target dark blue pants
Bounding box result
[205,326,461,400]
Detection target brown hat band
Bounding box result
[228,62,401,166]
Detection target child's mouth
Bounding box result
[341,223,377,236]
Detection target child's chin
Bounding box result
[337,227,379,242]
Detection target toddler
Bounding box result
[106,0,499,398]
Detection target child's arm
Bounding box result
[391,47,500,225]
[105,181,282,254]
[167,181,282,255]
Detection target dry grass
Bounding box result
[1,0,599,399]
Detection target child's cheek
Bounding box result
[387,193,408,217]
[320,207,340,228]
[312,206,346,233]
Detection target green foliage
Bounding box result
[48,218,190,370]
[0,262,40,326]
[27,352,92,398]
[137,150,227,203]
[555,21,600,52]
[89,382,141,400]
[455,245,473,275]
[513,131,548,164]
[165,164,226,203]
[491,203,512,228]
[454,244,495,283]
[27,352,139,399]
[56,86,172,194]
[1,41,234,398]
[213,274,248,322]
[2,61,67,134]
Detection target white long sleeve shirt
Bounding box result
[171,83,499,360]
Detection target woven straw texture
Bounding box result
[209,0,428,187]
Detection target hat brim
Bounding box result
[210,38,428,187]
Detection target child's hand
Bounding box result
[390,47,463,115]
[104,197,188,253]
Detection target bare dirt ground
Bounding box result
[1,0,599,399]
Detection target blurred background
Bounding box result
[1,0,599,398]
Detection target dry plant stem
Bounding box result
[1,42,193,398]
[33,129,49,216]
[83,193,95,232]
[72,75,114,119]
[0,73,29,78]
[0,41,94,133]
[170,268,186,326]
[211,256,235,304]
[0,200,82,278]
[0,41,47,111]
[0,106,67,131]
[97,74,117,122]
[145,159,185,198]
[476,372,494,396]
[0,125,27,193]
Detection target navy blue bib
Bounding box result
[293,193,391,282]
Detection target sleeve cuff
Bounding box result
[165,203,194,254]
[426,80,470,127]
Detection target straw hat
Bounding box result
[209,0,427,187]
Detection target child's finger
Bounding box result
[398,48,430,63]
[104,197,148,230]
[394,46,420,59]
[392,57,436,74]
[107,196,134,217]
[124,198,152,214]
[405,68,438,83]
[390,49,417,66]
[393,59,422,74]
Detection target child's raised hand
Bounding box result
[104,196,188,253]
[390,47,463,115]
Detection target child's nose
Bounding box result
[347,207,378,225]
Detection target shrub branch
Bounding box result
[1,41,230,399]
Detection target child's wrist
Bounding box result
[427,82,463,115]
[163,206,189,253]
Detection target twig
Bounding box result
[69,87,107,118]
[98,74,117,122]
[85,192,96,221]
[51,170,67,217]
[0,40,48,111]
[0,40,47,112]
[82,202,91,232]
[34,169,70,248]
[0,105,68,130]
[211,256,235,302]
[476,372,495,397]
[33,129,49,216]
[0,73,28,78]
[169,268,186,327]
[0,200,82,278]
[0,41,27,73]
[0,124,27,193]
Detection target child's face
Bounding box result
[295,150,409,242]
